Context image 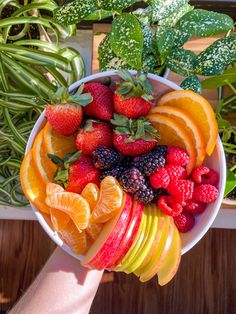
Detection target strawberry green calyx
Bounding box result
[49,84,93,107]
[116,70,154,102]
[47,150,82,187]
[111,113,160,142]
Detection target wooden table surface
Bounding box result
[1,25,236,313]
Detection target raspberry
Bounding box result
[164,165,187,181]
[167,146,189,167]
[134,184,154,204]
[132,147,166,176]
[193,184,219,203]
[100,165,125,180]
[152,188,169,202]
[174,211,195,233]
[158,195,182,217]
[184,199,206,215]
[150,168,170,189]
[119,167,145,193]
[167,179,194,203]
[192,166,219,186]
[92,147,120,170]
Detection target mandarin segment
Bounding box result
[86,222,104,241]
[147,113,196,174]
[90,176,123,223]
[59,220,87,255]
[45,192,90,231]
[20,150,50,214]
[157,90,218,155]
[46,183,64,196]
[50,208,71,232]
[81,183,100,211]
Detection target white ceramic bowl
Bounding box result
[26,70,226,259]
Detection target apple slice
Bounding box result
[134,204,163,276]
[105,200,144,270]
[81,193,132,269]
[139,213,174,282]
[157,225,181,286]
[125,204,159,274]
[115,209,147,272]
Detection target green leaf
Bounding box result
[138,16,154,53]
[99,0,138,10]
[180,76,202,94]
[158,3,193,27]
[150,0,189,21]
[167,48,197,76]
[47,153,64,165]
[54,0,96,25]
[110,13,143,69]
[64,151,82,167]
[141,54,156,73]
[195,35,236,76]
[98,33,129,71]
[176,9,234,37]
[85,9,112,20]
[156,27,175,63]
[111,114,129,127]
[224,170,236,197]
[201,67,236,89]
[173,29,190,47]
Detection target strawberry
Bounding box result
[82,82,113,120]
[114,70,154,119]
[75,120,113,155]
[111,114,159,156]
[48,151,100,194]
[45,85,92,136]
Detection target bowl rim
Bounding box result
[26,70,226,259]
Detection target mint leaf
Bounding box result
[176,9,234,37]
[224,170,236,197]
[150,0,189,21]
[110,13,143,69]
[180,76,202,94]
[167,48,197,76]
[54,0,95,25]
[195,35,236,76]
[98,33,129,71]
[155,27,175,64]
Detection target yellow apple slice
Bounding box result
[139,213,174,282]
[126,205,158,273]
[157,225,181,286]
[115,209,147,272]
[134,204,162,276]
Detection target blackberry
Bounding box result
[119,167,145,193]
[100,165,125,180]
[120,156,133,168]
[134,184,154,204]
[153,145,168,156]
[152,188,169,202]
[132,148,166,176]
[92,146,120,170]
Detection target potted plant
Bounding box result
[202,67,236,205]
[54,0,235,92]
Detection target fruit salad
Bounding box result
[20,70,220,286]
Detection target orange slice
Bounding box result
[147,113,196,174]
[43,122,77,169]
[81,183,100,211]
[59,220,87,255]
[20,150,50,214]
[86,222,104,241]
[91,176,123,223]
[150,105,206,166]
[45,192,90,231]
[50,207,71,232]
[157,90,218,155]
[32,129,56,183]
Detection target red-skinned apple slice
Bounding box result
[81,193,132,269]
[157,225,181,286]
[105,200,144,270]
[139,213,174,282]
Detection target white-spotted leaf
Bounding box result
[156,26,175,63]
[167,48,197,76]
[180,75,202,94]
[158,3,193,27]
[150,0,189,21]
[110,13,143,69]
[176,9,234,37]
[100,0,138,11]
